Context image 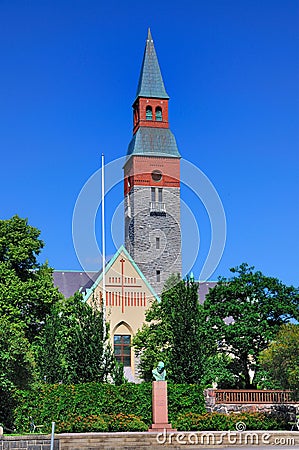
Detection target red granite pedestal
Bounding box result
[149,381,176,432]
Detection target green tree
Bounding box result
[0,215,63,428]
[36,292,118,384]
[0,317,36,429]
[259,323,299,393]
[203,263,299,388]
[0,215,63,341]
[200,353,237,388]
[133,275,212,383]
[0,317,35,391]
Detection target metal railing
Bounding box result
[150,202,166,213]
[215,389,295,404]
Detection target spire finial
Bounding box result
[147,27,153,42]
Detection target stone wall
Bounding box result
[0,435,59,450]
[2,431,299,450]
[125,186,181,294]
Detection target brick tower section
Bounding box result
[124,30,182,295]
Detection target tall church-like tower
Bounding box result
[124,29,181,294]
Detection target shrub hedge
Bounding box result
[55,413,148,433]
[173,411,289,431]
[12,384,289,433]
[13,382,205,433]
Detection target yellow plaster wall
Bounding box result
[86,249,156,380]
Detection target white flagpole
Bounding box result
[101,153,106,340]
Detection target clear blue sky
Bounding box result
[1,0,298,286]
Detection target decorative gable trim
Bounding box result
[83,245,159,303]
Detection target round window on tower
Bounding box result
[151,170,162,182]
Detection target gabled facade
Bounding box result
[84,245,158,381]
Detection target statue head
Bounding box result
[157,361,164,373]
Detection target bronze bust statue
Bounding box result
[152,361,166,381]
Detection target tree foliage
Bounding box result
[203,263,299,388]
[259,323,299,393]
[0,214,43,274]
[0,216,63,389]
[0,317,35,391]
[35,292,118,384]
[133,274,212,383]
[0,215,63,341]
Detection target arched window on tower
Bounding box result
[155,106,162,121]
[133,107,139,125]
[146,106,153,121]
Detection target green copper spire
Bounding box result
[135,28,169,100]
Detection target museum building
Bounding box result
[54,30,216,382]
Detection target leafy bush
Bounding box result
[108,413,148,432]
[174,411,289,431]
[55,413,147,433]
[168,383,205,422]
[56,415,109,433]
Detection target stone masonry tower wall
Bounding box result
[124,30,181,295]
